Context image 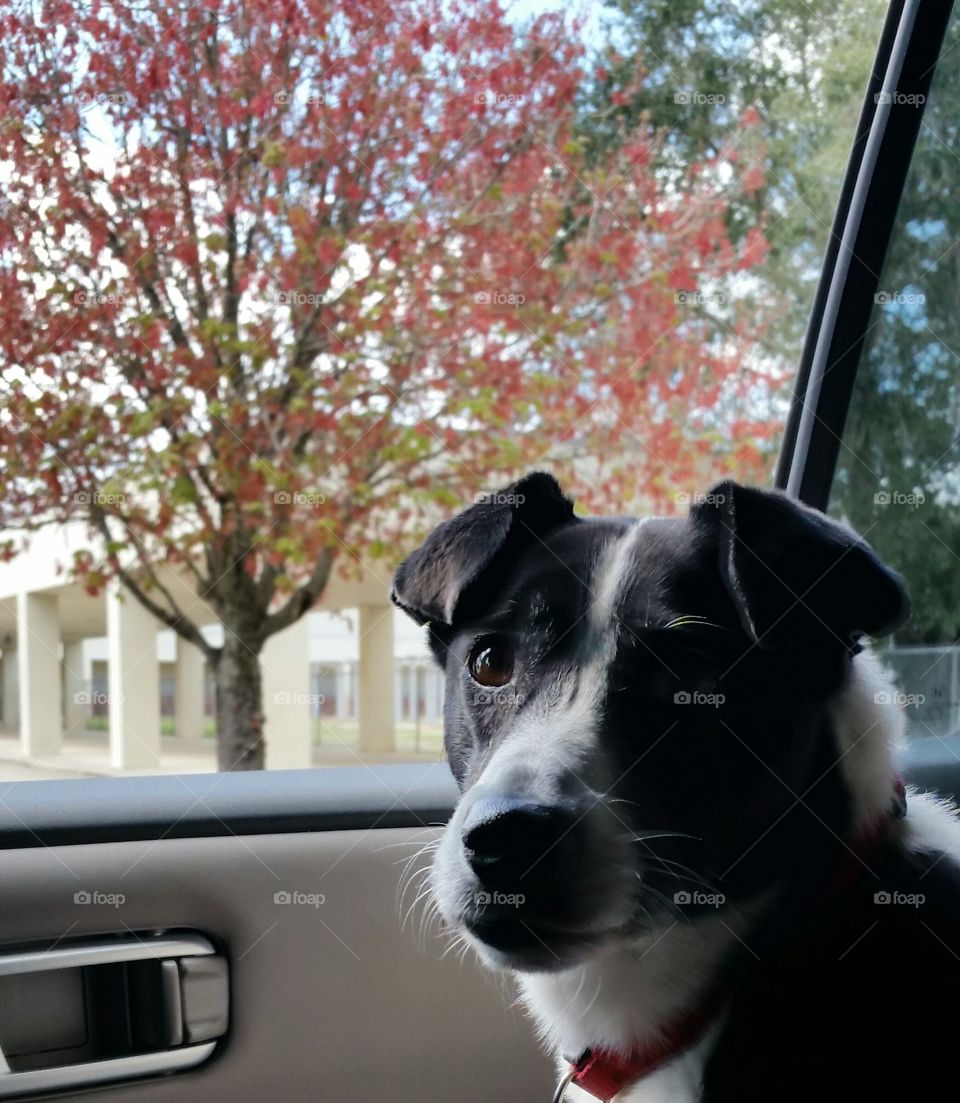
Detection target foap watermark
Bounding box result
[274,890,326,907]
[75,490,126,507]
[674,890,726,908]
[674,290,726,306]
[474,289,526,307]
[475,890,525,908]
[874,290,925,306]
[274,490,326,506]
[75,291,126,306]
[673,91,725,105]
[273,691,326,707]
[874,690,925,708]
[474,490,526,506]
[874,91,926,107]
[674,690,725,708]
[675,490,726,508]
[474,91,526,107]
[874,490,925,507]
[874,890,925,908]
[74,889,125,908]
[73,690,119,707]
[76,91,129,109]
[472,688,525,707]
[274,90,292,105]
[276,291,325,306]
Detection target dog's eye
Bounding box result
[467,636,515,687]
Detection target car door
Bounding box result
[0,1,958,1101]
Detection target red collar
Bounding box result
[556,779,907,1102]
[558,1005,714,1101]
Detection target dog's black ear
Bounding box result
[691,481,909,649]
[391,472,576,627]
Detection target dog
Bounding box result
[392,473,960,1101]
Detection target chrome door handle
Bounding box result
[0,932,227,1098]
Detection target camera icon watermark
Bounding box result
[472,688,525,707]
[474,289,525,307]
[274,889,326,907]
[874,91,925,106]
[272,691,325,707]
[74,291,126,306]
[873,489,924,507]
[674,889,725,907]
[474,890,525,908]
[276,291,325,306]
[274,490,326,506]
[874,890,925,907]
[675,490,726,508]
[873,690,924,707]
[73,690,117,706]
[673,91,725,105]
[74,889,125,908]
[674,290,726,306]
[474,91,526,107]
[474,490,526,506]
[873,290,925,306]
[74,490,126,507]
[674,690,725,708]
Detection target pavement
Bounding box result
[0,729,441,782]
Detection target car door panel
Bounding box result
[0,823,552,1101]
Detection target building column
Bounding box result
[62,640,87,735]
[17,591,62,757]
[430,666,445,723]
[262,616,312,769]
[106,582,160,770]
[1,644,19,730]
[358,604,395,753]
[174,638,207,741]
[335,663,352,720]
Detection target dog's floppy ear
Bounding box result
[691,481,909,649]
[391,471,576,627]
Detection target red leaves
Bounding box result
[0,0,777,600]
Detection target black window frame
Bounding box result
[774,0,955,509]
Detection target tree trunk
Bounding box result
[213,635,265,771]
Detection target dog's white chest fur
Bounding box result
[521,912,748,1103]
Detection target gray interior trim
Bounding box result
[0,764,459,849]
[0,740,954,852]
[0,1043,217,1100]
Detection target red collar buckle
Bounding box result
[554,1006,715,1101]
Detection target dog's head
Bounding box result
[392,473,909,972]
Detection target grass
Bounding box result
[84,715,442,753]
[86,716,216,737]
[314,718,444,754]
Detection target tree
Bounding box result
[580,0,887,354]
[578,0,960,643]
[0,0,773,769]
[833,11,960,646]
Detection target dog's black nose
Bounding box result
[462,798,573,885]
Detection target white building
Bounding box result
[0,523,441,772]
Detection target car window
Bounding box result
[830,6,960,744]
[0,0,887,777]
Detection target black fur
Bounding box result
[703,841,960,1099]
[393,473,959,1096]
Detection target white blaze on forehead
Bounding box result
[589,519,650,635]
[476,520,652,795]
